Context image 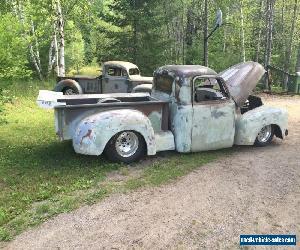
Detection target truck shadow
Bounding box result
[5,138,282,175]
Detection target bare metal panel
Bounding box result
[191,100,235,151]
[218,62,265,107]
[235,106,288,145]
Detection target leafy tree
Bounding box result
[65,21,85,73]
[0,13,32,80]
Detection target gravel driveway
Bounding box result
[4,95,300,249]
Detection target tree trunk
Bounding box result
[54,24,60,76]
[132,0,137,64]
[240,0,246,62]
[255,0,264,62]
[181,0,185,65]
[31,21,41,70]
[203,0,208,66]
[56,0,65,77]
[30,21,43,81]
[223,7,229,53]
[264,0,275,90]
[296,44,300,75]
[29,45,44,81]
[283,0,298,90]
[47,39,55,77]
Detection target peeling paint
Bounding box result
[235,106,288,145]
[38,62,288,162]
[73,109,157,156]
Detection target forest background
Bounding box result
[0,0,300,88]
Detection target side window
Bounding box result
[194,78,220,91]
[122,69,128,77]
[129,68,140,76]
[107,67,122,77]
[154,75,174,95]
[193,77,226,103]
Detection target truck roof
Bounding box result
[103,61,138,70]
[154,65,217,78]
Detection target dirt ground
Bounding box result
[3,95,300,249]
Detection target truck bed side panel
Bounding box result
[57,76,102,94]
[56,102,169,141]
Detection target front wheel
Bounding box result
[104,131,146,163]
[254,125,274,147]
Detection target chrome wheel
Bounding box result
[64,88,77,95]
[257,125,272,143]
[115,132,139,158]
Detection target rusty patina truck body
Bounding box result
[38,62,288,163]
[54,61,153,95]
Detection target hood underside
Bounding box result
[218,62,265,107]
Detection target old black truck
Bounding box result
[54,61,153,95]
[38,62,288,163]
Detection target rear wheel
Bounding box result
[104,131,146,163]
[63,87,79,95]
[254,125,274,147]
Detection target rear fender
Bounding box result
[132,84,152,94]
[235,106,288,145]
[73,109,156,156]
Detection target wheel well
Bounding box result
[272,124,283,139]
[54,79,82,94]
[105,130,148,153]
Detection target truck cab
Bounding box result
[151,63,288,153]
[152,65,235,153]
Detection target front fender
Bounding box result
[235,106,288,145]
[73,109,156,156]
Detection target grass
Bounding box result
[68,65,101,77]
[0,80,225,242]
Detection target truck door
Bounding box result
[191,77,236,152]
[102,66,129,93]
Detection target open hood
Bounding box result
[218,62,265,107]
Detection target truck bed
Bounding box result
[37,91,170,141]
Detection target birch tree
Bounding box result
[29,20,44,80]
[283,0,298,89]
[254,0,264,62]
[240,0,246,62]
[56,0,65,77]
[264,0,276,89]
[296,44,300,75]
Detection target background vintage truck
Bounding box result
[38,62,288,163]
[54,61,153,95]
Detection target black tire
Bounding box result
[63,86,79,95]
[54,79,83,95]
[104,131,146,163]
[254,125,274,147]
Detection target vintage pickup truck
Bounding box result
[54,61,153,95]
[38,62,288,163]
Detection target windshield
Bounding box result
[129,68,140,75]
[154,74,174,94]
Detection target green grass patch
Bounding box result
[68,64,100,77]
[0,82,224,241]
